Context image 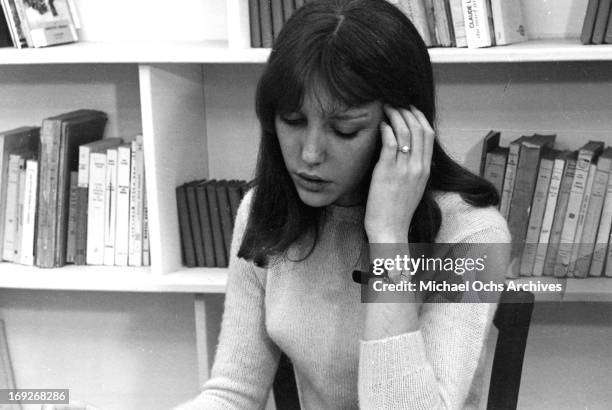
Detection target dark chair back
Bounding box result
[273,290,535,410]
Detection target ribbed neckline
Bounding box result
[324,203,366,223]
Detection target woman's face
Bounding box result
[276,87,384,207]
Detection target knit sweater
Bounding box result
[175,189,511,410]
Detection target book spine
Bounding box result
[433,0,454,46]
[568,162,597,275]
[592,0,612,44]
[142,184,150,267]
[196,183,216,267]
[260,0,274,48]
[271,0,284,40]
[114,145,131,266]
[36,119,60,268]
[423,0,438,46]
[462,0,494,48]
[543,158,576,276]
[393,0,433,46]
[533,157,565,276]
[207,183,227,267]
[555,151,594,277]
[12,157,25,263]
[65,171,78,264]
[590,170,612,276]
[483,150,507,199]
[248,0,262,48]
[128,136,144,267]
[448,0,467,47]
[490,0,527,45]
[20,159,37,266]
[581,0,601,44]
[186,183,205,267]
[575,160,611,277]
[86,152,107,265]
[217,182,234,257]
[282,0,294,20]
[520,156,553,276]
[500,140,521,219]
[605,3,612,43]
[73,187,88,265]
[2,155,21,261]
[10,0,32,47]
[176,184,196,268]
[103,148,118,266]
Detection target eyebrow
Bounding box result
[329,111,371,121]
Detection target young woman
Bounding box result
[177,0,511,408]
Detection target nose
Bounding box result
[301,126,326,166]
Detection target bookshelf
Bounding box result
[1,0,612,408]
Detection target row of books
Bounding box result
[0,0,79,48]
[0,110,150,268]
[246,0,527,49]
[581,0,612,45]
[480,131,612,279]
[176,179,249,268]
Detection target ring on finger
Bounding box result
[397,145,411,154]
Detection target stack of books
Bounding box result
[176,179,250,268]
[248,0,305,48]
[581,0,612,45]
[0,111,150,269]
[0,0,79,48]
[481,131,612,279]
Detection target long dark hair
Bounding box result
[238,0,498,266]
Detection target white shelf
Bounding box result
[0,263,227,293]
[2,262,611,300]
[0,39,611,65]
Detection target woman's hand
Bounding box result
[364,105,435,243]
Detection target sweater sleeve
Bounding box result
[174,190,281,410]
[357,225,511,410]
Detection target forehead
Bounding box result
[300,85,380,118]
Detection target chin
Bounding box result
[295,187,336,208]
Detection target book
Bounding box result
[114,143,131,266]
[590,158,612,276]
[479,130,500,177]
[391,0,433,46]
[103,146,119,266]
[1,0,28,47]
[74,138,122,265]
[36,110,108,268]
[227,180,244,222]
[259,0,273,48]
[176,183,196,267]
[581,0,601,44]
[20,159,37,266]
[65,171,78,263]
[543,151,578,276]
[506,134,556,277]
[128,134,145,267]
[462,0,495,48]
[483,147,508,200]
[196,180,216,267]
[490,0,527,45]
[206,181,227,267]
[432,0,454,46]
[554,141,604,277]
[574,147,612,277]
[142,183,150,267]
[423,0,438,46]
[248,0,262,48]
[186,181,205,267]
[519,148,556,276]
[0,2,13,47]
[217,181,234,258]
[0,126,39,253]
[86,147,110,265]
[591,0,611,44]
[499,135,529,219]
[448,0,467,47]
[567,161,598,275]
[13,0,78,47]
[271,0,283,40]
[2,155,22,262]
[282,0,294,21]
[532,150,571,276]
[605,3,612,43]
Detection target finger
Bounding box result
[383,105,411,154]
[379,121,397,163]
[410,105,435,171]
[398,107,424,162]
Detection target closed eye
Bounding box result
[333,128,359,139]
[280,116,306,126]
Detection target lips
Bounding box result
[294,172,330,192]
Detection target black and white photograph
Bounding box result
[0,0,611,408]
